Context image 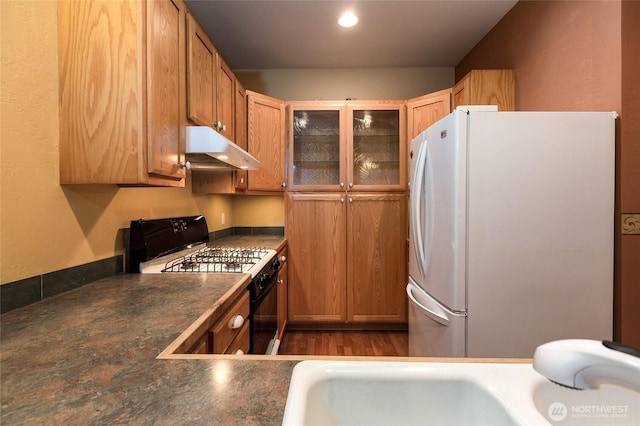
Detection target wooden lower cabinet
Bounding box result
[189,332,209,354]
[286,192,407,325]
[223,319,250,355]
[211,291,250,354]
[277,247,288,340]
[347,193,407,323]
[188,290,250,354]
[287,193,347,322]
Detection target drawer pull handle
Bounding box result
[234,349,244,355]
[228,314,245,330]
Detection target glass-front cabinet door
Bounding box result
[288,103,346,191]
[287,100,406,191]
[348,101,406,191]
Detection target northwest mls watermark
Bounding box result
[548,401,631,422]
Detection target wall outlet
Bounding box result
[221,213,225,225]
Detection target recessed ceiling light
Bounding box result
[338,11,358,28]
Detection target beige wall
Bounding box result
[456,0,621,112]
[0,1,283,285]
[236,67,454,101]
[456,0,639,347]
[232,196,285,228]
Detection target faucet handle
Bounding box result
[603,340,640,358]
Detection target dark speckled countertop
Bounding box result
[1,235,297,425]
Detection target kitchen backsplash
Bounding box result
[0,226,284,314]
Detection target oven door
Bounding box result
[250,271,279,355]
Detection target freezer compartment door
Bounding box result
[407,280,466,357]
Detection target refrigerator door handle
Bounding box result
[406,282,449,326]
[423,141,435,275]
[411,140,428,279]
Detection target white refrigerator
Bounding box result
[407,107,616,358]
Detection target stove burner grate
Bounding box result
[160,246,269,273]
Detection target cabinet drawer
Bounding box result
[188,333,209,354]
[224,320,250,355]
[212,291,250,354]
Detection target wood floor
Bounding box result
[278,330,408,357]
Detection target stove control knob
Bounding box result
[257,273,269,289]
[270,259,281,271]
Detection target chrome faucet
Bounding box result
[533,339,640,391]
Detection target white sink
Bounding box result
[282,360,549,426]
[283,360,640,426]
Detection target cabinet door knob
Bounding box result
[281,182,286,189]
[349,182,353,188]
[228,314,245,330]
[279,255,286,262]
[340,182,345,188]
[349,197,353,203]
[180,161,191,170]
[233,349,244,355]
[340,197,345,203]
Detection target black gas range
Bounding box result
[127,215,280,355]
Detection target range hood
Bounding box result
[184,126,260,171]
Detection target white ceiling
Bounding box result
[184,0,518,70]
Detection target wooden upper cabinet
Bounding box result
[59,0,186,186]
[347,101,407,192]
[247,91,286,191]
[234,81,248,151]
[287,102,347,192]
[407,88,452,141]
[147,0,186,180]
[216,57,236,141]
[452,69,515,111]
[234,80,248,190]
[185,13,235,142]
[191,84,283,195]
[287,100,406,192]
[186,12,216,127]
